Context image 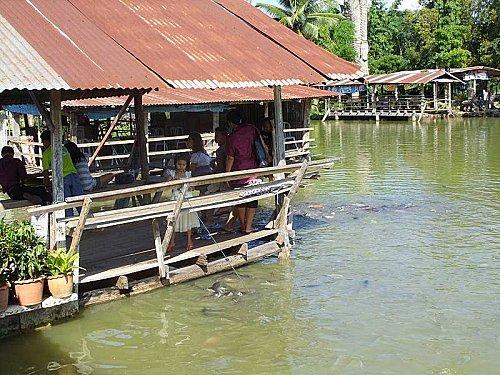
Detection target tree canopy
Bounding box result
[256,0,357,61]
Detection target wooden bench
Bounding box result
[0,199,37,212]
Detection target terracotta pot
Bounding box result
[47,273,73,299]
[14,277,44,306]
[0,283,9,312]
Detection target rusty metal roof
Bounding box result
[0,0,163,94]
[215,0,363,80]
[64,85,338,108]
[69,0,331,88]
[365,69,462,85]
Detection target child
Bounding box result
[164,154,200,251]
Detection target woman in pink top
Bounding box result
[224,109,259,234]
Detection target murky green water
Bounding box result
[1,118,499,374]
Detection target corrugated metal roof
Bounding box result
[64,85,339,108]
[0,0,163,93]
[214,0,363,80]
[450,66,500,78]
[69,0,329,88]
[365,69,462,85]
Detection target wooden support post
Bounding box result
[273,85,286,211]
[69,197,92,253]
[238,243,248,260]
[447,82,452,110]
[433,82,438,110]
[161,184,189,252]
[116,275,129,291]
[50,90,66,251]
[276,162,307,259]
[134,94,149,181]
[196,254,208,269]
[302,100,312,160]
[50,91,64,204]
[88,95,133,166]
[152,219,168,279]
[212,112,219,132]
[69,112,78,144]
[273,86,286,168]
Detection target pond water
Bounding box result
[1,118,499,374]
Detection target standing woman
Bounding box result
[224,109,261,234]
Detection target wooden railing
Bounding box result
[8,128,313,171]
[29,158,337,287]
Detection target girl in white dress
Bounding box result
[164,155,200,251]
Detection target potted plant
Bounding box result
[0,220,48,306]
[0,273,8,312]
[46,249,79,299]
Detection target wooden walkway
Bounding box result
[78,218,276,285]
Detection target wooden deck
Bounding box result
[78,218,277,285]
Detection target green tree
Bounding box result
[432,0,472,67]
[257,0,356,61]
[256,0,344,40]
[368,0,410,73]
[471,0,499,67]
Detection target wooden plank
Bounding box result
[88,95,133,166]
[65,180,294,230]
[66,159,335,203]
[0,199,35,211]
[28,91,54,132]
[165,229,278,264]
[161,183,189,252]
[80,241,280,306]
[152,219,167,279]
[69,197,92,253]
[31,159,338,215]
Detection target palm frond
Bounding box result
[256,3,290,19]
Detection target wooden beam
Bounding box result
[29,91,54,132]
[69,197,92,253]
[161,184,189,253]
[69,112,78,143]
[88,95,133,166]
[152,219,168,279]
[134,94,149,181]
[50,90,64,204]
[273,85,285,167]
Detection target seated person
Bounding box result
[188,132,212,177]
[41,130,83,216]
[65,142,114,192]
[0,146,51,205]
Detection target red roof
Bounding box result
[69,0,328,89]
[64,85,339,108]
[215,0,362,80]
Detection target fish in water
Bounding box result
[207,281,244,298]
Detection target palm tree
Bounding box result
[256,0,344,41]
[347,0,369,74]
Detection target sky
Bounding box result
[252,0,421,11]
